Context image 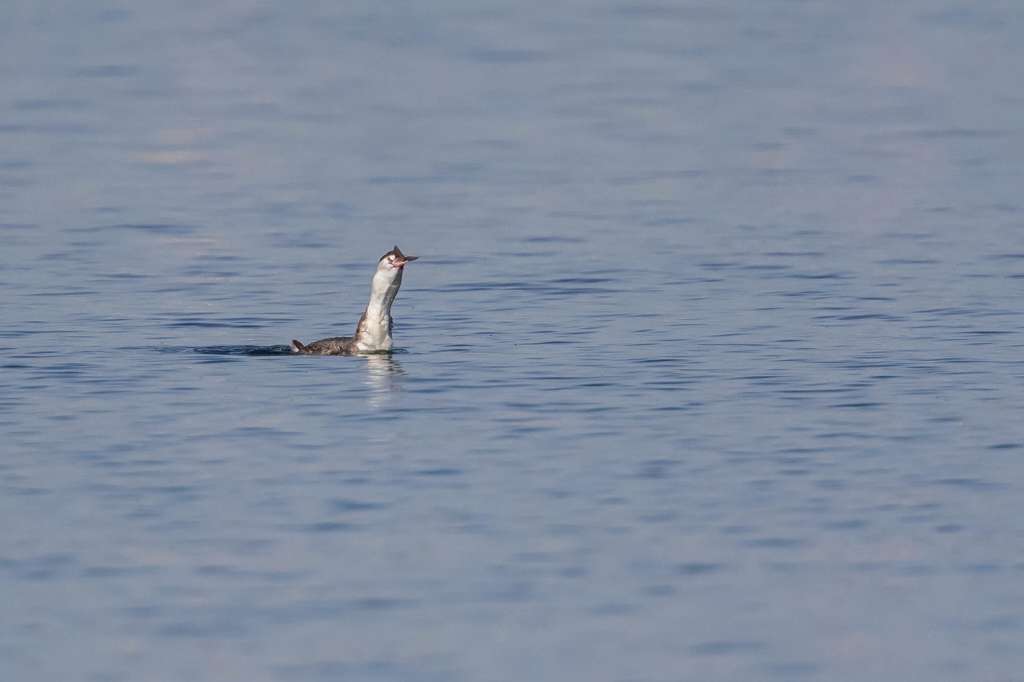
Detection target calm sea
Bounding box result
[3,1,1024,680]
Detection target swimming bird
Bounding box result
[290,246,418,355]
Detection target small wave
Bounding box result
[191,345,294,356]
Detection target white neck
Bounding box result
[354,268,403,351]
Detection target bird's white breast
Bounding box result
[355,316,392,351]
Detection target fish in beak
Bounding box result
[391,245,418,268]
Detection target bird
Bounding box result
[290,245,418,355]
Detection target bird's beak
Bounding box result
[395,255,418,267]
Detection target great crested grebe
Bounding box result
[290,245,418,355]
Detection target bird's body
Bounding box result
[291,246,417,355]
[290,336,358,355]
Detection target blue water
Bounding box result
[3,2,1024,680]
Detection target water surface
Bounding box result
[3,1,1024,680]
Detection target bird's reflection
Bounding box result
[363,354,405,408]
